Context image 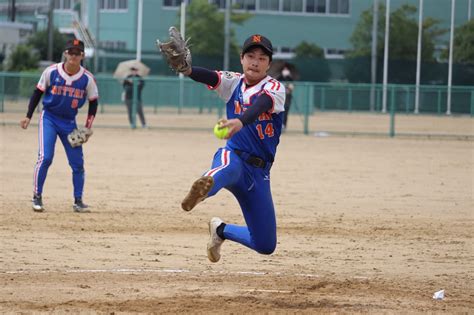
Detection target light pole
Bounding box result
[224,0,231,71]
[446,0,455,115]
[382,0,390,113]
[370,0,378,112]
[414,0,423,114]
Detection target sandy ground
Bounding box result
[1,99,473,138]
[0,111,473,313]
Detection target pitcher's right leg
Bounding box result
[181,148,241,211]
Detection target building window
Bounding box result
[162,0,348,14]
[282,0,302,12]
[273,46,295,59]
[305,0,326,13]
[54,0,78,10]
[325,48,346,59]
[317,0,327,13]
[234,0,256,10]
[208,0,225,8]
[100,40,126,51]
[259,0,279,11]
[163,0,185,7]
[329,0,349,14]
[118,0,128,9]
[100,0,128,10]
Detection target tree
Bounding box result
[345,4,447,83]
[294,41,324,58]
[182,0,252,57]
[6,44,39,71]
[27,28,68,62]
[442,19,474,64]
[348,4,446,61]
[292,41,329,82]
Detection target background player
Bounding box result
[20,39,99,213]
[158,30,286,262]
[123,66,147,128]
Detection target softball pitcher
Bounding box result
[20,39,99,213]
[158,30,285,262]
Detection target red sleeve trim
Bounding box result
[36,84,45,92]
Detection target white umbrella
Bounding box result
[113,59,150,78]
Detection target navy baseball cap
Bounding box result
[65,39,84,52]
[242,34,273,60]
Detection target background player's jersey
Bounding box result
[37,63,99,120]
[211,71,286,162]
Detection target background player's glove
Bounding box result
[68,127,93,148]
[156,26,191,73]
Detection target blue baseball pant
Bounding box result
[33,111,85,198]
[203,147,277,255]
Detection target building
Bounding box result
[0,0,472,74]
[0,21,33,63]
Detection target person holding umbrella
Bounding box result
[123,66,146,128]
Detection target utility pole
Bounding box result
[382,0,390,113]
[47,0,54,61]
[9,0,16,22]
[414,0,423,114]
[446,0,455,115]
[370,0,378,112]
[223,0,231,70]
[94,1,100,73]
[469,0,471,20]
[136,0,143,61]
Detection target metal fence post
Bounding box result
[0,75,4,113]
[320,86,325,111]
[348,87,352,111]
[154,78,158,114]
[178,77,183,114]
[405,86,410,113]
[471,91,474,117]
[390,85,396,137]
[437,90,442,115]
[304,84,312,135]
[100,80,105,114]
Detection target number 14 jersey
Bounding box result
[210,71,286,163]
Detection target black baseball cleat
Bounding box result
[73,198,91,213]
[32,194,44,212]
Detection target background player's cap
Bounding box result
[65,39,85,52]
[242,34,273,59]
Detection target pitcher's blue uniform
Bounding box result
[204,72,285,253]
[33,63,98,199]
[178,33,284,262]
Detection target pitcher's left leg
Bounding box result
[223,170,277,254]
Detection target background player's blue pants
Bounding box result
[33,111,85,198]
[204,147,277,255]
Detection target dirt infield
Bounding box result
[0,113,473,313]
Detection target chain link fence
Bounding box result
[0,72,472,139]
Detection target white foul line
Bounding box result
[1,268,369,280]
